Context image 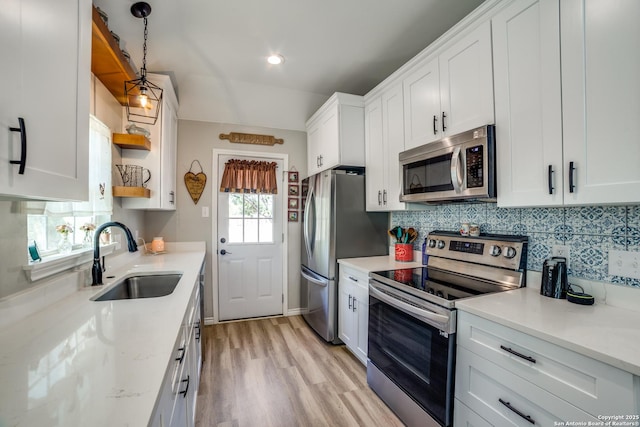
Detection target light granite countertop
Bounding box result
[0,242,206,427]
[456,285,640,376]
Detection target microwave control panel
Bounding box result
[466,145,484,188]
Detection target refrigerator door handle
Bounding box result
[301,267,328,287]
[303,179,316,258]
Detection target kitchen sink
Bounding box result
[93,274,183,301]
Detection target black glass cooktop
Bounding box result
[370,267,501,302]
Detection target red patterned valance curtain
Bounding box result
[219,159,278,194]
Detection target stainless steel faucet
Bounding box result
[92,222,138,285]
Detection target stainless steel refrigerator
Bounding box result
[300,168,389,343]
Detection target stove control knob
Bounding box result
[436,290,445,298]
[427,239,436,248]
[436,240,446,249]
[503,246,517,259]
[489,245,502,257]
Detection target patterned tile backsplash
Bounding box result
[391,203,640,287]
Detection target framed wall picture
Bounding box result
[288,184,299,196]
[288,197,299,209]
[288,211,298,222]
[287,171,299,183]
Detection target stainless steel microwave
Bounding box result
[399,125,496,203]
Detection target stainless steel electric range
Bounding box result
[367,230,528,427]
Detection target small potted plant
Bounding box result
[80,223,96,248]
[55,223,74,254]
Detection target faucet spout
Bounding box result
[91,222,138,286]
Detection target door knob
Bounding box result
[220,249,231,255]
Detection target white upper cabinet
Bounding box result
[561,0,640,205]
[365,84,407,211]
[493,0,563,207]
[403,21,494,151]
[403,58,441,149]
[305,93,365,177]
[496,0,640,207]
[122,74,179,210]
[438,21,495,138]
[0,0,90,201]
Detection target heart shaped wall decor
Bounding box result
[184,160,207,204]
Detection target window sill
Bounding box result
[23,243,117,282]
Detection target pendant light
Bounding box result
[125,2,163,125]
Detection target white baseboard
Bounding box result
[287,308,303,316]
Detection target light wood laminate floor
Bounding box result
[195,315,404,427]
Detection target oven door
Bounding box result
[368,280,455,426]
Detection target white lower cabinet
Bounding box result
[455,311,636,426]
[338,266,369,365]
[151,280,202,426]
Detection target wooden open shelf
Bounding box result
[113,133,151,150]
[91,5,137,105]
[112,186,151,198]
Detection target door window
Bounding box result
[228,193,274,243]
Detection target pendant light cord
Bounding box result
[141,17,148,78]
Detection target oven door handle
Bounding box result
[369,284,450,331]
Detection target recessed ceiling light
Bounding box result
[267,54,285,65]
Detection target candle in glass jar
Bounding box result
[151,237,165,252]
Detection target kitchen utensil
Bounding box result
[116,164,151,187]
[406,227,418,243]
[541,257,568,298]
[388,227,400,242]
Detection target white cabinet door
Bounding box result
[0,0,90,201]
[403,57,441,150]
[338,277,356,349]
[353,282,369,364]
[382,85,406,211]
[493,0,563,207]
[439,21,494,138]
[306,122,322,176]
[365,98,385,211]
[122,74,179,210]
[561,0,640,205]
[306,93,365,176]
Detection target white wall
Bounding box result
[143,119,307,320]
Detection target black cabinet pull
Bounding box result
[433,115,438,135]
[500,345,536,363]
[569,161,576,193]
[195,323,201,342]
[441,112,447,132]
[547,165,554,195]
[499,398,535,424]
[179,375,190,398]
[9,117,27,175]
[169,191,175,205]
[352,298,357,312]
[383,190,387,205]
[378,190,382,205]
[348,294,352,310]
[176,346,186,363]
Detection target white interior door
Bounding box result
[217,154,284,321]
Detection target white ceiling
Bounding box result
[94,0,485,131]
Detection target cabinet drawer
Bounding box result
[456,346,598,426]
[454,399,493,427]
[339,266,368,290]
[457,311,635,416]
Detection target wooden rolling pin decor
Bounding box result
[219,132,284,146]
